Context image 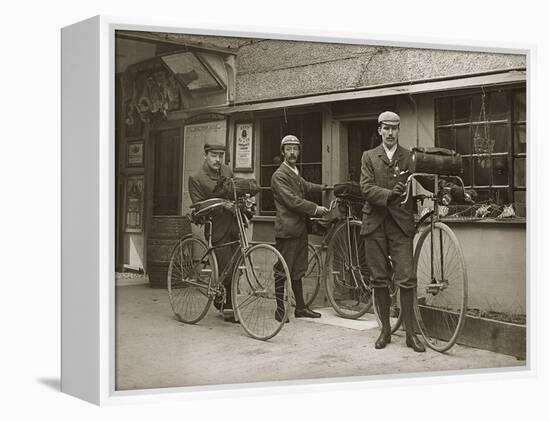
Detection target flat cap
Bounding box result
[280,134,300,148]
[204,143,226,153]
[378,111,400,126]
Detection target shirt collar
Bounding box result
[283,161,299,176]
[382,142,398,160]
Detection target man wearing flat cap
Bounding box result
[360,111,425,352]
[271,135,330,322]
[188,143,239,322]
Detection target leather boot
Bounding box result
[275,274,288,322]
[400,287,426,352]
[374,288,392,349]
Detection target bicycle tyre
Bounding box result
[303,243,322,307]
[232,244,291,341]
[324,219,372,319]
[413,222,468,352]
[167,236,218,324]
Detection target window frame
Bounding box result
[258,112,323,215]
[434,85,526,216]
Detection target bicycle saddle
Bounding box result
[190,198,230,219]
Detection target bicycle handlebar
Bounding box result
[400,172,466,205]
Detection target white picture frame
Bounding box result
[61,15,534,406]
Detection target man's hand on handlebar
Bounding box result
[315,206,330,217]
[390,181,407,199]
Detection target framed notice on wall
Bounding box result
[125,175,144,232]
[234,122,254,172]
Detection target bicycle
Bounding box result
[402,172,469,352]
[305,187,374,320]
[166,181,292,341]
[306,174,469,352]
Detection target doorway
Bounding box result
[347,120,379,182]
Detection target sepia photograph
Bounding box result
[113,28,527,391]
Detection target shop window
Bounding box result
[435,87,526,217]
[259,113,322,214]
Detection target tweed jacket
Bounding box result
[188,162,235,243]
[360,143,417,237]
[271,163,322,239]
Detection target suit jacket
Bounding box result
[188,162,236,243]
[271,163,322,239]
[360,143,417,237]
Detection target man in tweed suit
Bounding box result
[271,135,329,321]
[360,111,425,352]
[188,143,239,323]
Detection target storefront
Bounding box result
[115,32,526,315]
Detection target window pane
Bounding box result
[454,96,471,123]
[437,128,454,149]
[490,123,510,153]
[471,94,483,122]
[514,190,526,217]
[301,113,322,163]
[514,125,526,154]
[260,165,278,188]
[488,90,509,120]
[261,118,281,164]
[455,126,471,155]
[300,163,322,184]
[492,156,509,186]
[474,159,491,186]
[514,90,526,122]
[282,115,301,140]
[436,97,452,125]
[492,188,510,204]
[260,189,275,212]
[514,157,526,188]
[462,157,472,186]
[475,188,509,205]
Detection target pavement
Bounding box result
[115,282,525,391]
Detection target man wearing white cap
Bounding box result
[360,111,425,352]
[188,143,239,323]
[271,135,329,321]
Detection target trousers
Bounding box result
[364,213,416,289]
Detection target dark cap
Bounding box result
[204,143,226,153]
[378,111,400,126]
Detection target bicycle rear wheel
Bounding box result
[414,222,468,352]
[167,236,217,324]
[303,243,322,307]
[325,219,372,319]
[232,244,291,340]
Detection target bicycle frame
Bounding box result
[195,189,260,300]
[402,172,466,291]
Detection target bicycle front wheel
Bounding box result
[325,219,372,319]
[167,236,217,324]
[303,243,322,307]
[414,222,468,352]
[232,244,291,340]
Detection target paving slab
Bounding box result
[115,285,525,391]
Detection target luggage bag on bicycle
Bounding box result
[410,147,463,176]
[333,181,363,203]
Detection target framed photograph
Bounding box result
[126,140,144,167]
[61,15,532,407]
[234,122,254,172]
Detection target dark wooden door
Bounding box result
[147,128,191,287]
